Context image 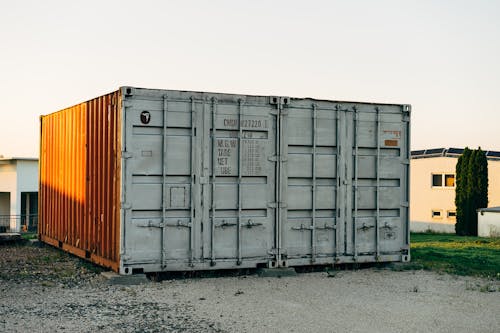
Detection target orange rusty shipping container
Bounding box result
[40,87,411,275]
[39,91,122,272]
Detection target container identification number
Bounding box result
[223,118,268,129]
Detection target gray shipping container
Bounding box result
[40,87,411,274]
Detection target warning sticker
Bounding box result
[382,129,401,147]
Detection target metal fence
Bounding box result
[0,214,38,233]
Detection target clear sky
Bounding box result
[1,0,499,157]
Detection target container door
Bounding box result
[123,95,203,269]
[280,101,410,264]
[202,97,278,266]
[280,100,343,265]
[352,105,410,259]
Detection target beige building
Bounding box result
[410,148,500,233]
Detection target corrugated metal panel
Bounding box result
[39,91,121,271]
[120,89,278,273]
[117,88,410,274]
[280,100,410,265]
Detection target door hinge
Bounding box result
[268,202,287,208]
[122,151,133,159]
[121,202,132,209]
[268,155,287,162]
[267,248,280,255]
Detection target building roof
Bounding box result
[477,207,500,213]
[0,157,38,164]
[411,148,500,161]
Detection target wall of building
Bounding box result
[488,162,500,207]
[478,211,500,237]
[0,192,10,215]
[410,157,457,233]
[0,162,18,224]
[16,160,38,193]
[0,160,38,231]
[0,163,18,192]
[410,156,500,233]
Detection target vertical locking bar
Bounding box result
[353,106,359,260]
[275,100,282,264]
[210,97,217,265]
[311,104,317,263]
[404,105,411,252]
[375,106,381,260]
[189,97,196,265]
[343,108,349,255]
[237,99,244,265]
[161,95,168,268]
[335,105,341,259]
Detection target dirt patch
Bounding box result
[0,244,499,332]
[0,244,102,287]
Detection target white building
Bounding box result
[477,207,500,237]
[0,157,39,232]
[410,148,500,233]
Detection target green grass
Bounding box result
[410,233,500,279]
[21,232,38,240]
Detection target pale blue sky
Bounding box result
[1,0,499,157]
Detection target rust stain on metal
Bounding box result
[39,91,121,272]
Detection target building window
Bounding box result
[432,174,455,188]
[432,174,442,186]
[445,174,455,187]
[432,210,442,218]
[447,211,456,219]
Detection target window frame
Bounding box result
[431,173,455,188]
[447,210,456,219]
[431,209,442,219]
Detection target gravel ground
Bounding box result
[0,243,499,333]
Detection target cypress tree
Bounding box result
[455,148,470,235]
[465,150,477,235]
[472,148,488,235]
[455,147,488,236]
